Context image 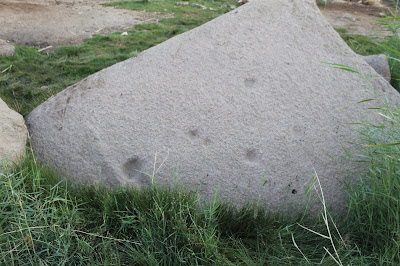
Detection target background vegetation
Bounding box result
[1,0,400,264]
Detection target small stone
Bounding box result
[338,13,356,22]
[192,3,207,10]
[176,1,189,6]
[361,54,391,82]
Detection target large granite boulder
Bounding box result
[0,98,27,166]
[26,0,400,212]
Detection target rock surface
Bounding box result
[337,13,356,22]
[361,0,382,6]
[0,39,15,57]
[361,54,391,82]
[0,98,27,166]
[26,0,400,213]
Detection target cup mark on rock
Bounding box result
[122,156,150,186]
[203,137,211,145]
[244,78,256,88]
[188,129,199,138]
[245,148,259,162]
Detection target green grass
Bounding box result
[316,0,328,8]
[2,126,399,265]
[342,69,400,264]
[335,15,400,93]
[337,30,386,56]
[0,152,363,265]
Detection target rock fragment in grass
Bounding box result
[0,98,27,167]
[361,54,391,82]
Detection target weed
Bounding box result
[343,68,400,263]
[316,0,328,8]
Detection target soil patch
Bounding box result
[319,0,392,36]
[0,0,168,48]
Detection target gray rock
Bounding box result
[0,98,27,167]
[337,13,356,22]
[192,3,207,9]
[26,0,400,213]
[361,54,391,82]
[0,39,15,57]
[362,0,382,5]
[176,2,189,6]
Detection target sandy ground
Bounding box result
[0,0,167,48]
[0,0,395,49]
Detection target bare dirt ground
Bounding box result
[0,0,395,50]
[0,0,167,48]
[320,0,393,36]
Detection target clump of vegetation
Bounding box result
[337,30,386,55]
[0,151,362,265]
[316,0,328,8]
[343,69,400,263]
[335,12,400,93]
[375,12,400,93]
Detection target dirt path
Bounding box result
[0,0,395,50]
[0,0,167,48]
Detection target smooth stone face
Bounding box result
[361,54,391,82]
[0,39,15,57]
[26,0,400,213]
[0,98,27,166]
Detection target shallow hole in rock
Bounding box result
[245,148,258,161]
[121,156,150,186]
[244,78,256,88]
[188,129,199,138]
[203,137,211,145]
